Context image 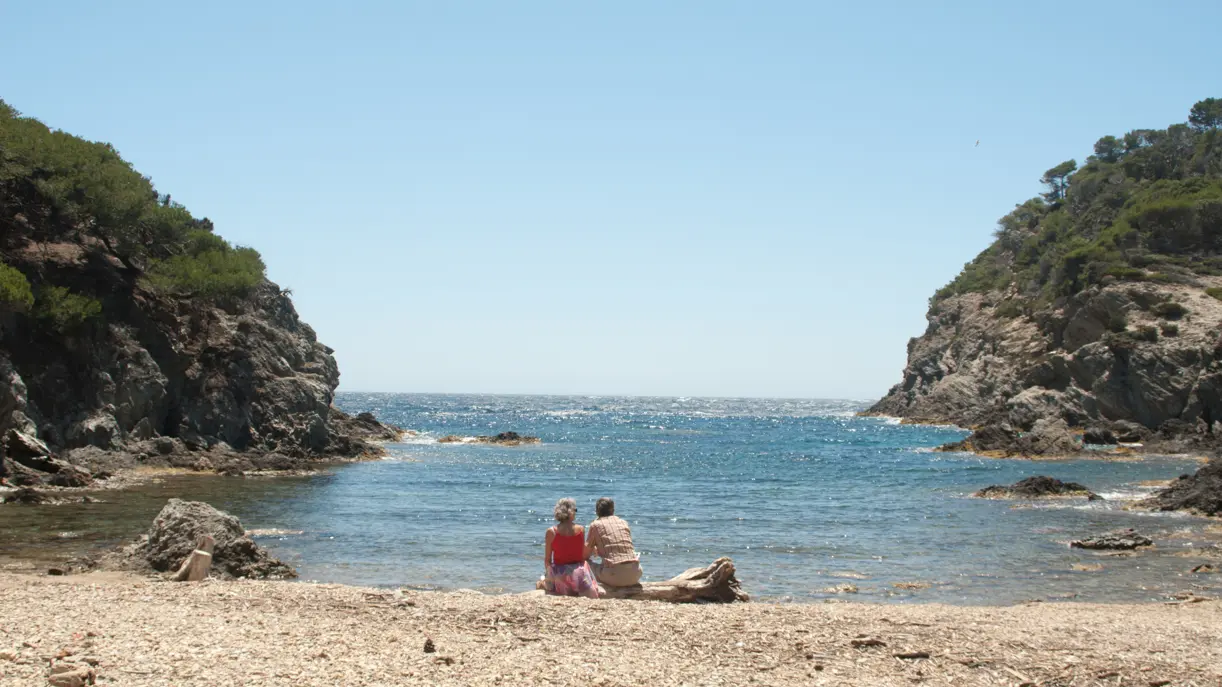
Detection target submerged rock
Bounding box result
[1070,529,1153,550]
[1136,458,1222,516]
[1,487,46,504]
[139,499,295,579]
[973,476,1101,500]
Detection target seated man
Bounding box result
[584,497,642,587]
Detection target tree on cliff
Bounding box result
[1189,98,1222,131]
[1039,160,1077,202]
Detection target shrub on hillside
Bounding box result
[144,240,266,300]
[1161,322,1180,336]
[1134,325,1160,342]
[1152,301,1189,319]
[0,263,33,312]
[34,285,102,331]
[1206,287,1222,301]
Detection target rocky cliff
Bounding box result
[869,98,1222,455]
[870,283,1222,447]
[0,100,398,488]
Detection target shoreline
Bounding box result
[0,571,1218,686]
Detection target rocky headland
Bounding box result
[867,98,1222,513]
[0,98,402,493]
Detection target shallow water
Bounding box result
[3,393,1219,604]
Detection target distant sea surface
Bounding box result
[5,393,1219,604]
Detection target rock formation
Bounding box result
[437,431,541,446]
[973,475,1101,500]
[868,100,1222,458]
[1137,458,1222,516]
[0,100,403,488]
[1069,529,1153,550]
[136,499,295,579]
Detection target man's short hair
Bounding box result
[595,497,615,517]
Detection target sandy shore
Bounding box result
[1,572,1219,686]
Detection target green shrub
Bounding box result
[1152,301,1188,319]
[0,263,34,312]
[34,286,102,331]
[144,245,266,300]
[1206,287,1222,301]
[1160,322,1180,336]
[995,299,1025,318]
[1134,325,1159,342]
[1107,313,1129,332]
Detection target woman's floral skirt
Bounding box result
[545,561,599,598]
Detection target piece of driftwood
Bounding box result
[172,534,215,582]
[599,557,749,603]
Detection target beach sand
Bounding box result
[1,572,1219,686]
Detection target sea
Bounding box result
[3,393,1219,604]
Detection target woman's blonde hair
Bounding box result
[553,497,577,523]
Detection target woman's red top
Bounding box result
[551,528,586,566]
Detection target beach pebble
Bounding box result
[47,664,96,687]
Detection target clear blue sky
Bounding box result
[2,1,1218,399]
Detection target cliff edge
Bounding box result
[0,99,398,487]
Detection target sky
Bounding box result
[2,1,1219,399]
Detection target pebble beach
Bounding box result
[2,571,1219,686]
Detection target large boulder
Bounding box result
[141,499,295,579]
[1137,459,1222,516]
[973,476,1101,500]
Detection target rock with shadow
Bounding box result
[973,475,1102,500]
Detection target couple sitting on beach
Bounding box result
[540,497,642,598]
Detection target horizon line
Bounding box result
[334,389,882,403]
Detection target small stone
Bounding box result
[423,638,435,653]
[47,665,96,687]
[47,568,65,576]
[0,651,16,661]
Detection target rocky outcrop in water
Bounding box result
[437,431,541,446]
[939,419,1081,457]
[1070,529,1153,550]
[136,499,295,579]
[973,476,1101,500]
[1137,458,1222,516]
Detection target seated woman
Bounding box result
[542,497,599,598]
[584,497,643,587]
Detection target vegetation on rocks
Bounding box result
[0,97,399,488]
[0,98,265,313]
[933,98,1222,309]
[872,97,1222,496]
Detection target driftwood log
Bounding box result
[172,534,215,582]
[600,557,748,603]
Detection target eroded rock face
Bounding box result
[869,284,1222,452]
[973,476,1101,500]
[0,279,400,487]
[1137,459,1222,516]
[140,499,295,579]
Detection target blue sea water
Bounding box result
[226,393,1218,603]
[5,393,1217,604]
